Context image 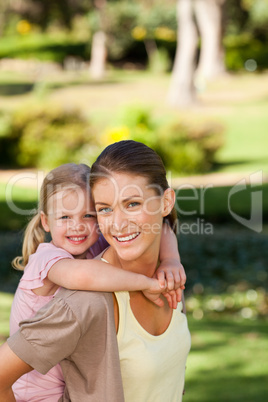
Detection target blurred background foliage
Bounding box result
[0,0,267,69]
[0,102,224,174]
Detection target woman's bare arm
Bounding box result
[0,342,32,402]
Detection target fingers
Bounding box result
[165,271,175,291]
[179,264,187,287]
[155,270,166,289]
[175,288,182,303]
[163,290,178,309]
[152,297,165,308]
[162,292,172,309]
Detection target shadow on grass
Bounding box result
[0,82,34,96]
[188,317,268,339]
[184,373,267,402]
[184,317,268,402]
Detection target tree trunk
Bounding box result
[167,0,198,107]
[90,31,107,79]
[90,0,107,80]
[0,0,9,36]
[194,0,226,82]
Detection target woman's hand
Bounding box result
[142,274,184,310]
[142,278,166,308]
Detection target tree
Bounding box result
[167,0,198,106]
[90,0,107,79]
[168,0,226,107]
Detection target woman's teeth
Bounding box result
[116,233,139,242]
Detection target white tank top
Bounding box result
[115,291,191,402]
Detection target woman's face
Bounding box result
[93,172,174,263]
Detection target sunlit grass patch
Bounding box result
[184,316,268,402]
[0,292,13,343]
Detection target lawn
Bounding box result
[0,69,268,175]
[184,316,268,402]
[0,291,267,401]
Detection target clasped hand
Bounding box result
[143,258,186,309]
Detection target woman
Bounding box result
[0,141,189,401]
[90,140,191,401]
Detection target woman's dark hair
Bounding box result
[90,140,177,233]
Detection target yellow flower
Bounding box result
[101,126,131,146]
[154,27,176,42]
[17,20,32,35]
[131,26,147,41]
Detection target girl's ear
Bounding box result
[162,188,176,217]
[40,211,50,232]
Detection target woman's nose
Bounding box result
[112,209,128,232]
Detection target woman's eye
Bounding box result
[98,207,112,214]
[128,202,140,208]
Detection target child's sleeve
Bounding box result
[19,244,74,290]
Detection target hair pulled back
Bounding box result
[90,140,177,232]
[12,163,91,270]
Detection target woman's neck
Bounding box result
[104,247,159,278]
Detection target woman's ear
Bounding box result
[162,188,176,217]
[40,211,50,232]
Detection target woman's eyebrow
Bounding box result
[122,195,142,201]
[94,201,109,206]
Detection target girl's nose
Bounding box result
[67,219,86,232]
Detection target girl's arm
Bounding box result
[156,223,186,307]
[47,258,165,305]
[0,342,32,402]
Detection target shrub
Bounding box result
[100,104,225,175]
[224,34,268,71]
[0,103,96,169]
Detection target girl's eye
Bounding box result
[60,216,69,220]
[84,213,96,219]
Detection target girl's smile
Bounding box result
[41,187,99,259]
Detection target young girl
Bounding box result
[9,163,185,401]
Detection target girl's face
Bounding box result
[41,187,99,259]
[93,172,175,264]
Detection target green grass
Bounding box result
[0,182,38,230]
[216,104,268,173]
[0,292,13,342]
[0,181,267,231]
[184,316,268,402]
[1,69,268,174]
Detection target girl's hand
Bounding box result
[155,258,186,306]
[156,258,186,290]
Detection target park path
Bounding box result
[0,168,266,190]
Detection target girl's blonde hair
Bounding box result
[12,163,91,270]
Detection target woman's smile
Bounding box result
[93,172,166,264]
[114,232,140,243]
